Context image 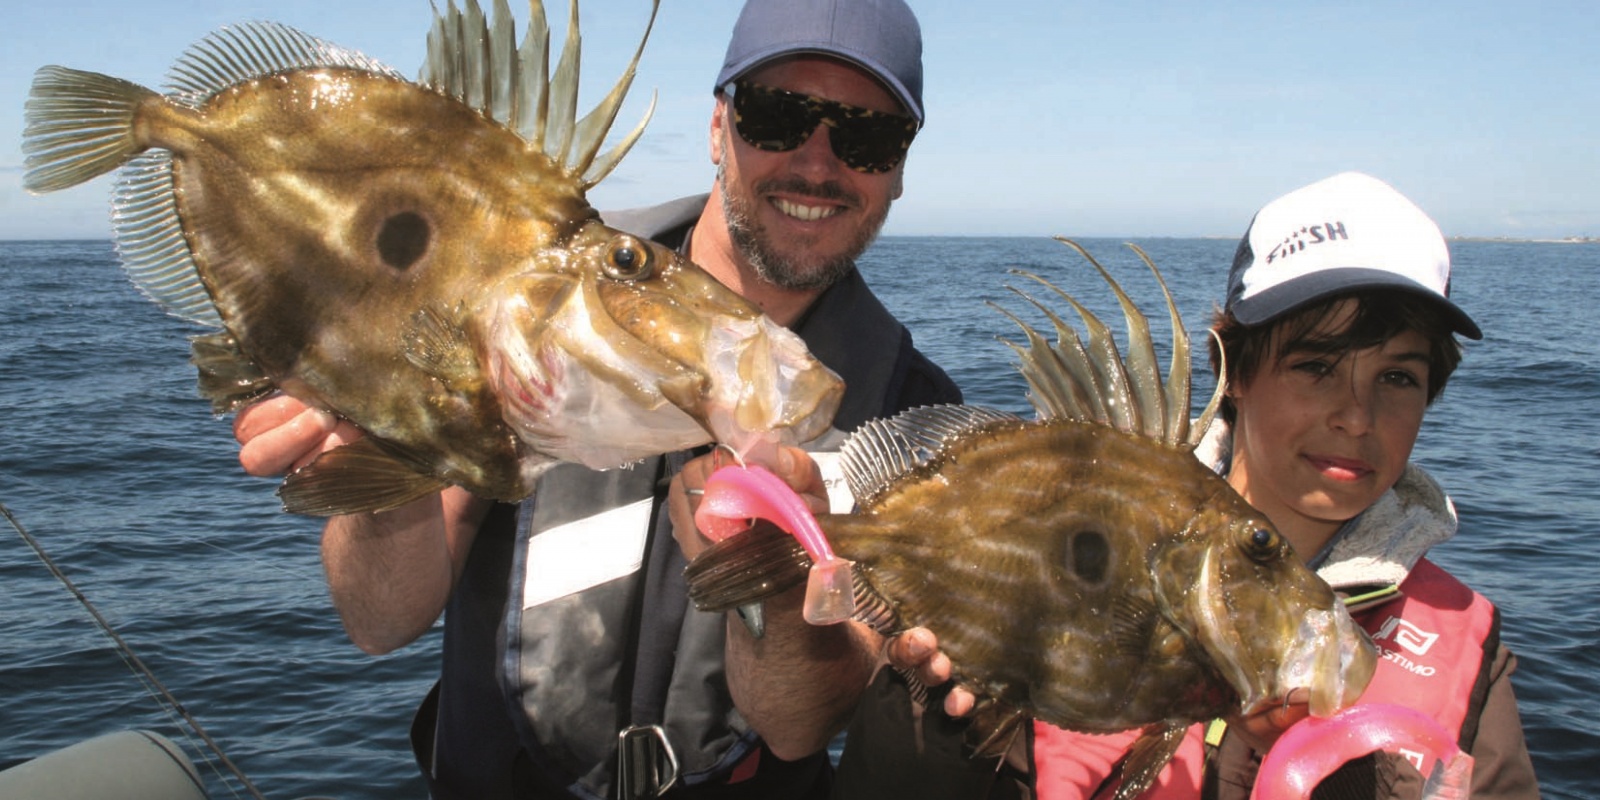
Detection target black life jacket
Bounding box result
[416,195,961,800]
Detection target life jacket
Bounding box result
[1032,557,1500,799]
[417,195,962,800]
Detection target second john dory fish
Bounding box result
[21,0,843,515]
[687,241,1378,800]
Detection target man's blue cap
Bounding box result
[715,0,924,124]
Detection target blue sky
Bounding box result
[3,1,1596,240]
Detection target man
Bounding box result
[234,1,960,797]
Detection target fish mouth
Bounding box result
[1256,604,1378,719]
[487,303,840,468]
[1191,544,1377,720]
[492,336,715,469]
[684,315,843,453]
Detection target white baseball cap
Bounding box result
[1226,171,1481,339]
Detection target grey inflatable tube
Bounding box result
[0,730,207,800]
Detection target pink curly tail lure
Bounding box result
[1253,702,1474,800]
[694,465,855,625]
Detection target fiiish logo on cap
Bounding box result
[1265,221,1349,265]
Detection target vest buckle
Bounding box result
[617,724,679,799]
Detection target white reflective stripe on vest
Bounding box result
[522,497,654,609]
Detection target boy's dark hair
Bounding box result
[1208,290,1465,425]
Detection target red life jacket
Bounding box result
[1032,557,1498,799]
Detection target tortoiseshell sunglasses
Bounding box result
[724,80,917,174]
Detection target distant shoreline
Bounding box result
[1451,236,1599,244]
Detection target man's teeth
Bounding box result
[774,198,840,221]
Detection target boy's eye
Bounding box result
[1381,368,1423,388]
[1290,359,1333,377]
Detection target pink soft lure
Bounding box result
[695,465,855,624]
[1253,702,1473,800]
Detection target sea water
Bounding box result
[1,237,1594,798]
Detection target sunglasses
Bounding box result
[724,80,917,174]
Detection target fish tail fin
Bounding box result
[24,67,221,328]
[23,66,156,193]
[684,522,811,612]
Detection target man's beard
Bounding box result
[718,159,891,292]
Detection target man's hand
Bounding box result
[233,394,362,476]
[883,626,975,716]
[668,447,977,720]
[667,445,865,759]
[666,445,827,560]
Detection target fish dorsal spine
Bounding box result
[420,0,659,190]
[164,22,401,106]
[839,405,1022,506]
[994,238,1226,449]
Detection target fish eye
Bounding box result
[1241,527,1282,562]
[602,235,655,281]
[376,211,431,270]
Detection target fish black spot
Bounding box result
[376,211,431,270]
[1070,531,1110,583]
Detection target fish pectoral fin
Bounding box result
[404,304,479,386]
[683,522,810,612]
[191,332,276,414]
[1109,594,1162,657]
[963,696,1029,760]
[892,666,932,709]
[277,437,448,516]
[1107,724,1189,800]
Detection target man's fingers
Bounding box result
[943,686,975,718]
[885,627,956,688]
[886,627,936,668]
[237,406,341,476]
[232,394,306,444]
[668,452,728,560]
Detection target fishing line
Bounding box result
[0,468,310,583]
[1,502,268,800]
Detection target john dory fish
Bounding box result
[21,0,842,515]
[687,241,1377,800]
